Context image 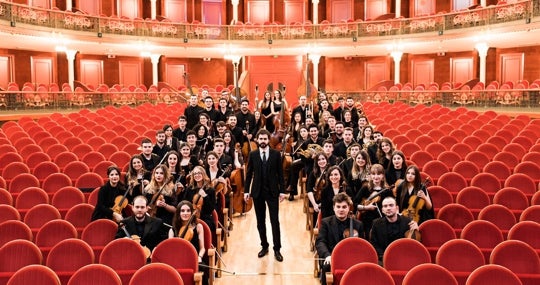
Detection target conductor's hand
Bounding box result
[279,193,285,202]
[244,193,250,203]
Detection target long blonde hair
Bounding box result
[144,164,174,196]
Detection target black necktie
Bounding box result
[262,151,267,163]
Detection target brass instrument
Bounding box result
[297,144,324,158]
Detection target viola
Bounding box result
[313,168,327,202]
[178,209,197,241]
[147,178,172,217]
[112,184,131,216]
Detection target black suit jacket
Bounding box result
[316,215,365,259]
[115,215,167,251]
[244,148,284,199]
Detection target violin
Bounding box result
[175,168,186,195]
[112,184,131,216]
[120,223,151,258]
[148,178,172,217]
[192,180,209,218]
[178,209,197,241]
[213,165,232,195]
[343,212,359,238]
[313,168,327,202]
[363,188,389,206]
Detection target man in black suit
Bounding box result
[115,195,168,252]
[370,196,418,264]
[316,192,364,285]
[244,129,286,262]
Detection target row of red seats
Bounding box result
[0,236,201,285]
[327,234,539,285]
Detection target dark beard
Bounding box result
[259,142,267,148]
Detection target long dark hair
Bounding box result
[172,200,196,236]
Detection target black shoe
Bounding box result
[288,195,295,201]
[274,251,283,262]
[258,248,269,258]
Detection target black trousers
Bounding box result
[253,189,281,251]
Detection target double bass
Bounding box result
[269,83,291,150]
[297,54,319,119]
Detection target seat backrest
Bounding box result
[340,262,395,285]
[51,186,86,210]
[0,204,21,223]
[6,264,61,285]
[504,173,537,195]
[0,220,33,246]
[519,205,540,223]
[8,173,40,194]
[23,204,62,230]
[129,263,184,285]
[438,172,468,195]
[67,264,122,285]
[465,264,523,285]
[42,173,73,196]
[65,203,95,230]
[81,219,118,246]
[478,204,516,231]
[437,203,474,230]
[403,263,458,285]
[332,237,378,272]
[470,173,501,195]
[493,187,529,211]
[452,161,479,181]
[383,238,431,270]
[456,186,490,212]
[15,187,49,210]
[508,220,540,250]
[100,238,147,270]
[436,239,485,272]
[151,238,198,271]
[35,219,78,247]
[75,173,104,192]
[0,239,42,272]
[490,240,540,274]
[46,238,94,271]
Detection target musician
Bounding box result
[273,89,288,116]
[216,97,233,124]
[321,115,336,139]
[354,115,370,139]
[342,110,357,129]
[332,97,346,122]
[201,96,219,123]
[344,97,360,123]
[227,114,244,146]
[198,113,212,133]
[163,124,179,152]
[377,137,395,170]
[214,121,227,139]
[235,99,256,139]
[173,115,188,143]
[315,99,331,125]
[357,125,375,151]
[152,130,171,161]
[91,166,126,222]
[184,94,204,130]
[244,129,285,262]
[371,196,419,263]
[319,166,348,219]
[125,155,150,203]
[290,112,304,141]
[346,150,371,201]
[385,150,408,187]
[288,124,324,196]
[178,143,198,182]
[259,91,275,133]
[115,195,168,251]
[395,165,434,225]
[164,150,182,183]
[143,164,177,226]
[355,164,393,238]
[222,130,239,161]
[253,110,265,135]
[322,139,339,166]
[333,127,355,160]
[332,121,345,144]
[340,143,361,179]
[316,193,364,285]
[291,95,308,123]
[212,138,238,171]
[305,116,314,128]
[306,152,329,224]
[194,123,213,161]
[141,138,161,172]
[179,165,216,236]
[368,130,383,166]
[169,201,205,261]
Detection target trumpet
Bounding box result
[297,144,324,158]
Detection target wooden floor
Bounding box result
[215,195,319,285]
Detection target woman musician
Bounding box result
[125,155,151,203]
[259,91,275,133]
[179,165,216,235]
[143,164,177,226]
[307,152,329,225]
[169,201,210,285]
[354,164,392,238]
[395,165,434,225]
[179,143,199,182]
[91,166,126,222]
[319,166,348,219]
[346,150,371,202]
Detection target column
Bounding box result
[230,56,241,88]
[475,42,489,84]
[391,51,403,85]
[150,54,161,86]
[150,0,157,20]
[480,0,487,7]
[65,49,77,90]
[231,0,239,23]
[395,0,401,18]
[65,0,72,11]
[309,54,321,89]
[312,0,319,24]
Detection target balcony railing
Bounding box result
[0,0,535,41]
